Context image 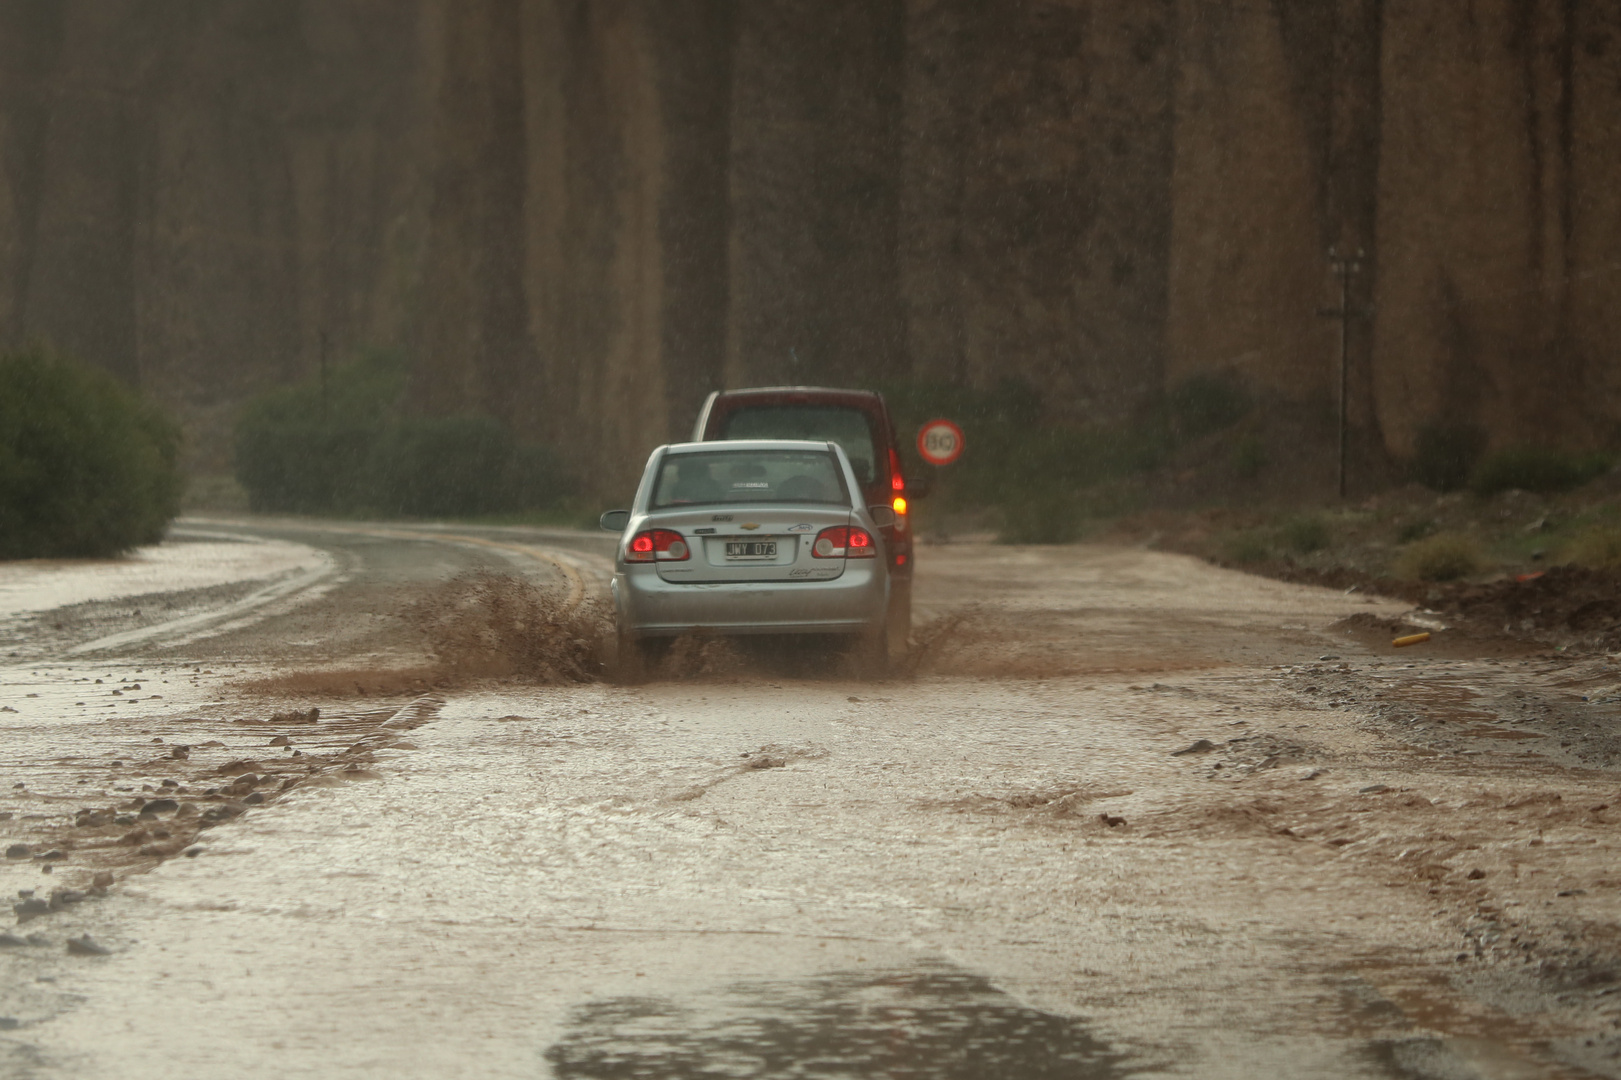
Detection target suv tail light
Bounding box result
[889,447,905,492]
[626,529,689,562]
[811,526,876,559]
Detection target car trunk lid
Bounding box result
[648,506,854,583]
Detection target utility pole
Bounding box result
[319,330,329,423]
[1319,248,1364,499]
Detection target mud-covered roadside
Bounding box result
[0,680,438,945]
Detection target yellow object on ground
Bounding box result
[1393,632,1432,647]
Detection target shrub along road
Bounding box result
[0,520,1619,1077]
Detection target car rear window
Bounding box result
[718,406,879,485]
[651,450,849,509]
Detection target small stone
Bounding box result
[113,814,135,826]
[5,844,30,860]
[12,898,49,922]
[183,846,203,858]
[137,798,179,818]
[47,889,84,910]
[1299,768,1323,781]
[1467,868,1486,880]
[1359,784,1390,794]
[1557,889,1586,897]
[268,735,291,746]
[160,779,178,788]
[243,792,265,805]
[0,933,25,947]
[1318,655,1340,661]
[1098,813,1127,827]
[92,871,114,889]
[24,934,48,947]
[66,935,110,956]
[35,850,65,862]
[169,746,190,760]
[1172,739,1217,756]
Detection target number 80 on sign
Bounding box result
[917,419,965,466]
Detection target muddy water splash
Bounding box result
[406,570,610,684]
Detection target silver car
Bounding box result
[600,440,897,674]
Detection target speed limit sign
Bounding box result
[917,419,965,466]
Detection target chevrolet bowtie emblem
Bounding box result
[740,523,761,531]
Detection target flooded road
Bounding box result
[2,520,1619,1077]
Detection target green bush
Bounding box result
[1167,371,1250,440]
[1563,525,1621,570]
[0,349,182,558]
[234,352,570,517]
[1410,422,1486,492]
[1395,532,1485,582]
[1232,434,1268,479]
[1219,530,1272,565]
[1396,518,1435,544]
[1468,445,1610,496]
[1278,515,1330,555]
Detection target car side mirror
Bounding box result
[904,474,932,499]
[868,505,897,528]
[599,509,631,532]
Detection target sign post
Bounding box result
[917,419,965,467]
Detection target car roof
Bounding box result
[662,439,839,455]
[708,386,883,406]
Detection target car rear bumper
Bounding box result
[614,562,887,637]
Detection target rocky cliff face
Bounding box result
[0,1,433,469]
[2,0,1616,493]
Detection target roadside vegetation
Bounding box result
[884,373,1621,643]
[0,349,182,559]
[882,371,1254,543]
[233,352,571,518]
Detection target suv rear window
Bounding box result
[651,449,849,509]
[718,406,878,485]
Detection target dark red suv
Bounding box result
[693,387,921,647]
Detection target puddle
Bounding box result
[544,964,1131,1079]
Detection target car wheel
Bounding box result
[853,625,890,680]
[886,581,912,661]
[613,628,647,684]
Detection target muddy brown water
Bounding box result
[2,521,1621,1077]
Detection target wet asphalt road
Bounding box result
[1,518,1620,1078]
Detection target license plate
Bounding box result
[725,540,776,559]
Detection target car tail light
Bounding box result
[626,529,689,562]
[889,447,905,491]
[892,496,907,515]
[812,526,876,559]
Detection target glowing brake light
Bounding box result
[626,529,689,562]
[811,526,876,559]
[889,447,905,491]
